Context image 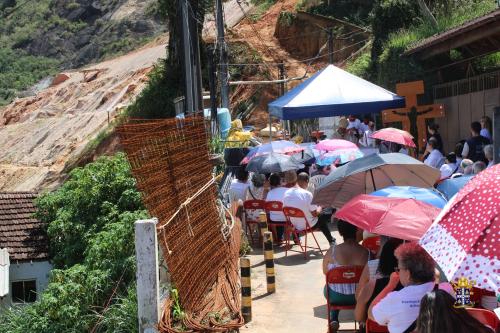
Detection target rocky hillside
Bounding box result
[0,0,166,105]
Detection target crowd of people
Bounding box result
[228,113,497,333]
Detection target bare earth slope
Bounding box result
[0,39,167,192]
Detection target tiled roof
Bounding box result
[0,192,49,261]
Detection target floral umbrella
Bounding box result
[419,165,500,293]
[241,140,304,164]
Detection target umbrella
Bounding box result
[436,175,474,200]
[316,148,364,166]
[371,186,447,208]
[245,153,304,174]
[370,127,416,148]
[335,194,440,241]
[290,144,318,164]
[241,140,303,164]
[419,165,500,293]
[315,139,358,151]
[312,153,440,208]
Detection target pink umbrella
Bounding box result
[370,127,416,148]
[335,194,440,241]
[315,139,357,151]
[420,165,500,293]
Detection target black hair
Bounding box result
[428,123,439,132]
[337,219,358,240]
[269,173,281,187]
[454,142,464,156]
[446,152,457,164]
[416,289,492,333]
[236,168,249,182]
[428,137,438,149]
[377,238,404,277]
[471,121,481,134]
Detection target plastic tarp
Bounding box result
[268,65,405,120]
[0,248,9,297]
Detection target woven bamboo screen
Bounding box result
[118,116,243,332]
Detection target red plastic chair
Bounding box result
[466,308,499,331]
[243,200,266,245]
[365,318,389,333]
[362,236,381,256]
[264,201,286,244]
[326,266,364,332]
[282,206,324,259]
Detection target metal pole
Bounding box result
[494,106,500,164]
[207,46,218,134]
[328,28,334,64]
[190,9,203,113]
[216,0,229,108]
[181,0,194,114]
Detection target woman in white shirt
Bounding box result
[439,152,459,180]
[423,138,444,169]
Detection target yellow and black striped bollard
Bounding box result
[263,231,276,293]
[240,257,252,323]
[259,212,268,247]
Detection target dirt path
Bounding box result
[240,228,357,333]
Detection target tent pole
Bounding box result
[370,169,377,191]
[269,114,273,143]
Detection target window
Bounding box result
[11,280,37,303]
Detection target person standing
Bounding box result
[360,121,376,148]
[427,123,443,153]
[480,116,492,141]
[462,121,491,163]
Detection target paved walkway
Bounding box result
[240,228,358,333]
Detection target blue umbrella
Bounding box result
[371,186,447,208]
[436,175,474,201]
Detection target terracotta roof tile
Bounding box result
[0,192,49,261]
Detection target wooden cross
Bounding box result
[382,81,444,153]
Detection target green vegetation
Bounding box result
[249,0,277,21]
[344,0,499,89]
[0,154,148,333]
[0,0,163,106]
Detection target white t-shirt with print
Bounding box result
[283,187,318,230]
[372,282,453,333]
[266,187,289,222]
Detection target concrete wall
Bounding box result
[435,88,500,153]
[0,260,52,308]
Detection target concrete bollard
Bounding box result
[135,218,160,333]
[240,257,252,323]
[263,231,276,293]
[258,212,268,247]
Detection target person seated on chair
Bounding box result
[323,219,369,332]
[423,138,444,169]
[472,161,486,175]
[283,171,335,244]
[368,243,454,333]
[439,152,459,180]
[229,168,250,220]
[266,173,288,241]
[355,238,404,324]
[415,289,494,333]
[245,173,268,201]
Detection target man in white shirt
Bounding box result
[266,173,288,222]
[423,138,444,169]
[229,168,250,203]
[283,171,334,243]
[360,121,376,148]
[346,115,361,144]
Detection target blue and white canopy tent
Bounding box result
[268,65,405,126]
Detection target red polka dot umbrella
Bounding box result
[419,164,500,293]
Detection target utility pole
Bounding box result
[328,28,334,64]
[207,45,218,134]
[180,0,194,114]
[215,0,229,109]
